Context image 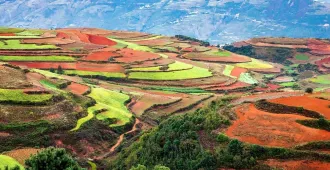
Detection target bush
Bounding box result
[25,147,83,170]
[305,88,313,94]
[216,133,230,143]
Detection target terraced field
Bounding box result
[1,28,330,169]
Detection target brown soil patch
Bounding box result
[76,62,124,72]
[66,82,89,95]
[264,159,330,170]
[0,65,31,89]
[0,132,11,137]
[4,148,41,165]
[82,51,121,61]
[115,48,161,63]
[269,95,330,119]
[225,104,330,147]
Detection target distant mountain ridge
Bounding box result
[1,0,330,44]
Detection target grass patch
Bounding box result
[204,50,231,57]
[0,89,53,105]
[0,40,58,50]
[70,106,98,131]
[295,54,309,60]
[0,55,76,62]
[127,35,163,42]
[310,74,330,85]
[88,161,97,170]
[33,69,61,78]
[15,29,44,36]
[236,58,273,69]
[222,65,235,78]
[0,155,24,170]
[128,66,212,80]
[279,82,297,87]
[64,70,126,79]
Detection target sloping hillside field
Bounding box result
[1,28,330,169]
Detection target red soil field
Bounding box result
[23,87,49,94]
[207,81,249,91]
[56,32,70,39]
[115,48,161,63]
[308,39,330,53]
[264,159,330,170]
[82,51,121,61]
[10,62,76,69]
[315,56,330,72]
[0,132,11,137]
[162,53,178,58]
[231,92,302,105]
[66,82,89,95]
[87,34,117,46]
[225,104,330,147]
[0,33,15,36]
[59,29,90,43]
[269,95,330,119]
[230,67,247,77]
[76,62,125,72]
[255,83,280,92]
[4,148,41,165]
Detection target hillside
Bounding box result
[0,27,330,169]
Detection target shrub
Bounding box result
[305,87,313,94]
[25,147,83,170]
[216,133,230,143]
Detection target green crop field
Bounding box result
[295,54,309,60]
[15,29,44,36]
[130,61,193,72]
[238,73,258,84]
[0,89,53,104]
[64,70,126,78]
[279,82,297,87]
[0,155,24,170]
[0,36,41,39]
[309,74,330,85]
[89,88,132,128]
[71,105,101,131]
[236,58,273,69]
[142,86,207,93]
[0,27,24,34]
[222,65,235,78]
[0,55,76,62]
[128,66,212,80]
[0,40,58,49]
[127,35,163,41]
[109,38,155,52]
[33,69,61,78]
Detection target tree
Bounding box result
[49,68,55,73]
[228,139,243,155]
[130,164,147,170]
[305,87,313,94]
[57,65,64,74]
[154,165,170,170]
[25,147,83,170]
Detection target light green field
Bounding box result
[89,88,132,128]
[0,55,76,62]
[309,74,330,85]
[279,82,297,87]
[64,70,126,78]
[0,27,24,34]
[204,50,231,57]
[129,66,212,80]
[0,36,41,39]
[0,89,52,103]
[295,54,309,60]
[70,105,101,131]
[222,65,235,78]
[0,155,24,170]
[127,35,163,42]
[235,58,273,69]
[109,38,155,52]
[153,46,178,52]
[238,73,258,84]
[0,40,58,49]
[130,61,193,72]
[15,29,44,36]
[33,69,61,78]
[88,161,97,170]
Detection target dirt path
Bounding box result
[95,118,140,160]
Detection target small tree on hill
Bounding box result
[49,68,55,73]
[57,65,64,74]
[25,147,83,170]
[305,87,313,94]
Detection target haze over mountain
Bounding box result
[1,0,330,44]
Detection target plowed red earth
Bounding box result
[225,104,330,147]
[264,159,330,170]
[9,62,76,69]
[230,67,247,77]
[315,56,330,72]
[269,95,330,119]
[82,51,121,61]
[59,29,90,43]
[308,39,330,55]
[76,62,125,72]
[56,32,70,39]
[231,92,302,105]
[66,82,89,95]
[207,81,249,91]
[115,49,160,63]
[0,33,15,36]
[87,34,117,46]
[255,83,280,92]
